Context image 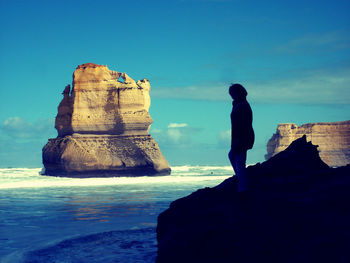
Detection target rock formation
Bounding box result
[156,136,350,263]
[42,63,170,177]
[266,120,350,167]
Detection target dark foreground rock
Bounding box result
[157,136,350,263]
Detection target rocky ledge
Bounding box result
[157,136,350,263]
[42,63,170,177]
[266,120,350,167]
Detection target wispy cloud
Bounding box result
[151,123,202,147]
[168,123,188,128]
[0,117,55,140]
[247,68,350,104]
[276,31,350,54]
[0,117,56,167]
[152,67,350,104]
[217,129,230,147]
[152,83,229,101]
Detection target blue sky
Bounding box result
[0,0,349,167]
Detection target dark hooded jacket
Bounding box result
[231,98,255,153]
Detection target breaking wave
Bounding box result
[0,166,232,190]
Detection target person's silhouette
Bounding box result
[228,84,254,193]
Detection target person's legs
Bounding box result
[229,150,248,192]
[235,151,248,192]
[228,150,236,171]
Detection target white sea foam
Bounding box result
[0,176,231,189]
[171,165,232,171]
[0,167,231,190]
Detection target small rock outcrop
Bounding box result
[157,136,350,263]
[266,120,350,167]
[42,63,170,177]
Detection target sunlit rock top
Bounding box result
[265,120,350,167]
[55,63,152,136]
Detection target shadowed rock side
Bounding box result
[266,120,350,167]
[43,63,170,177]
[156,136,350,263]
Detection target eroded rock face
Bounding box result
[43,63,170,177]
[265,120,350,167]
[55,63,152,136]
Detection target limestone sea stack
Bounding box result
[265,120,350,167]
[42,63,170,177]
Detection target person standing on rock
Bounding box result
[228,83,254,193]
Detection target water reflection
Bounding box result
[65,190,158,222]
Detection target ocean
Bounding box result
[0,166,232,263]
